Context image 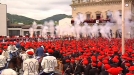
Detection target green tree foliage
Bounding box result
[7,13,72,25]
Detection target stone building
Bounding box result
[70,0,134,38]
[70,0,133,20]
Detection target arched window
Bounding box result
[95,11,102,19]
[85,12,91,20]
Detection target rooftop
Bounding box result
[8,24,43,29]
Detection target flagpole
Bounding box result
[122,0,125,55]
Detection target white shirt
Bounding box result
[23,58,39,75]
[0,55,7,68]
[19,53,27,61]
[41,56,57,73]
[7,45,18,53]
[2,50,10,59]
[1,69,17,75]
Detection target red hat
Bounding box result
[103,60,109,64]
[91,56,97,62]
[107,67,120,75]
[97,62,102,67]
[75,58,80,61]
[117,67,123,71]
[82,60,88,65]
[112,57,119,63]
[3,46,7,49]
[66,59,70,63]
[0,50,2,54]
[98,56,102,60]
[71,59,75,63]
[104,64,111,70]
[91,63,97,67]
[128,66,134,71]
[48,49,54,54]
[125,63,130,67]
[27,51,34,55]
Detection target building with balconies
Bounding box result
[70,0,134,23]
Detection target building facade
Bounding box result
[70,0,134,38]
[7,24,42,36]
[70,0,133,20]
[0,4,7,36]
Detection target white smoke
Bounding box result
[49,20,55,38]
[29,21,37,38]
[29,27,34,38]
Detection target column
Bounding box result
[20,29,22,35]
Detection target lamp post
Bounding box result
[122,0,125,55]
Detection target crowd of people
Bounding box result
[0,36,133,75]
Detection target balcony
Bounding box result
[70,0,132,7]
[71,19,111,25]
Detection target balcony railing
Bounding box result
[71,19,111,25]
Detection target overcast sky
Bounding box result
[0,0,72,20]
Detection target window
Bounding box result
[119,10,122,17]
[9,30,20,36]
[86,14,90,20]
[37,31,40,36]
[96,14,101,19]
[24,31,29,36]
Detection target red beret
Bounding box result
[0,50,2,53]
[125,63,130,67]
[71,59,75,63]
[66,59,70,63]
[104,64,111,70]
[27,51,34,55]
[107,68,120,75]
[132,59,134,61]
[91,63,97,67]
[97,62,102,67]
[117,67,123,71]
[91,56,97,62]
[112,57,119,63]
[48,49,54,54]
[3,46,7,49]
[103,60,109,64]
[82,60,88,65]
[75,58,80,61]
[129,66,134,71]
